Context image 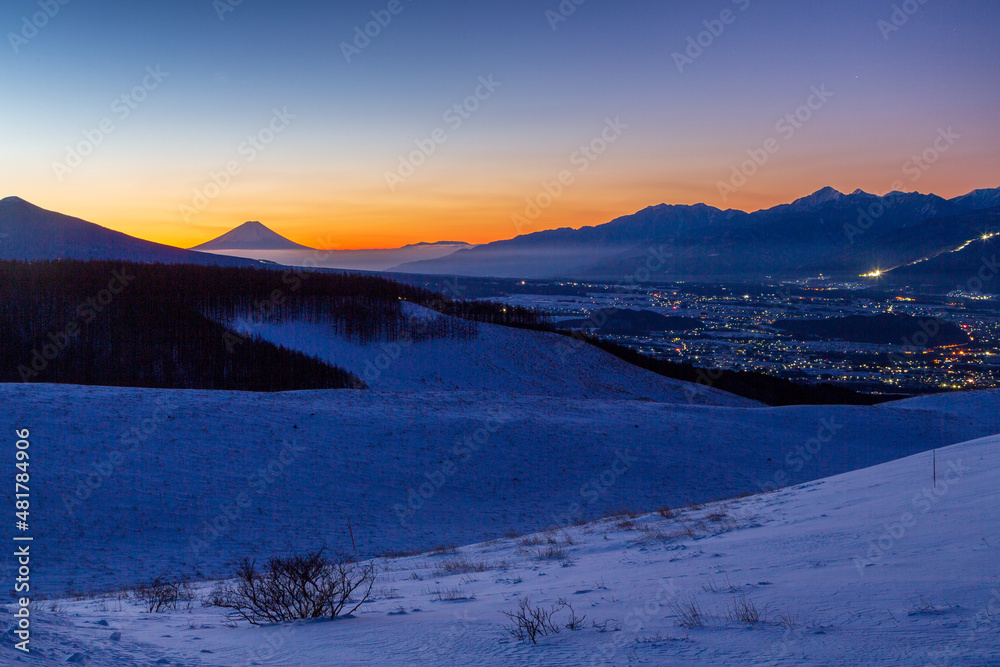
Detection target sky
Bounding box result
[2,0,998,249]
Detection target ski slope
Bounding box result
[6,434,998,665]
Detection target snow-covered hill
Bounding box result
[224,303,753,406]
[7,433,998,665]
[2,384,998,600]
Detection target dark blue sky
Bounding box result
[3,0,998,247]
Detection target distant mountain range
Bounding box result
[394,187,1000,285]
[192,221,475,272]
[3,190,997,288]
[0,198,473,272]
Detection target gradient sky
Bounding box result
[2,0,998,249]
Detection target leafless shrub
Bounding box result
[656,506,674,519]
[429,545,458,556]
[381,548,421,559]
[534,544,567,561]
[433,557,496,576]
[684,520,705,537]
[907,594,944,616]
[775,610,799,628]
[593,618,622,632]
[134,577,195,613]
[728,592,765,624]
[669,596,705,628]
[634,525,687,546]
[560,599,587,630]
[501,597,562,644]
[375,586,401,600]
[519,535,546,546]
[426,585,475,602]
[615,518,638,531]
[702,575,739,594]
[207,549,375,625]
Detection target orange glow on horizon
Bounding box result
[8,157,997,251]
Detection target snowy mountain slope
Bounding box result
[2,384,998,599]
[223,303,754,406]
[7,434,998,665]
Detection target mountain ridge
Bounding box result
[393,186,1000,280]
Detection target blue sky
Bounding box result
[2,0,998,247]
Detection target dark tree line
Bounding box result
[0,260,544,391]
[0,259,881,404]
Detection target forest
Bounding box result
[1,259,886,404]
[0,260,541,391]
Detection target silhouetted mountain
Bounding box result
[0,197,252,266]
[394,187,1000,281]
[882,219,1000,292]
[191,220,312,251]
[192,221,474,271]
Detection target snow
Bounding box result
[225,302,755,406]
[1,383,998,600]
[5,433,997,665]
[2,305,997,664]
